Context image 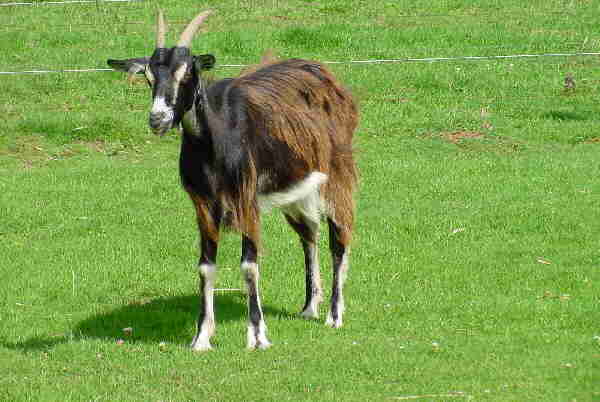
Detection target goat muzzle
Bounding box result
[149,113,173,136]
[149,95,175,135]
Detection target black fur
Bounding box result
[106,54,215,74]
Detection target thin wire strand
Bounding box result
[0,0,142,6]
[0,68,115,75]
[322,52,600,65]
[1,52,599,75]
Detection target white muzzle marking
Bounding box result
[151,96,174,122]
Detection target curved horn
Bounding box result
[177,10,213,48]
[156,10,167,49]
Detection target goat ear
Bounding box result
[107,57,150,74]
[193,54,216,71]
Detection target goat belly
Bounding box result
[257,171,327,212]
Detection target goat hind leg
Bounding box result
[284,214,323,319]
[326,217,350,328]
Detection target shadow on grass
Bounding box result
[1,336,67,353]
[543,110,590,121]
[2,293,295,352]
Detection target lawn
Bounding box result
[1,0,599,400]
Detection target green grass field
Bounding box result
[1,0,599,400]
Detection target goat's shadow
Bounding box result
[2,293,294,353]
[542,109,594,122]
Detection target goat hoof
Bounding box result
[253,338,273,350]
[247,337,272,350]
[300,307,319,319]
[257,340,273,350]
[191,343,213,351]
[190,336,213,351]
[325,313,343,329]
[247,334,272,350]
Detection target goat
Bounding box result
[110,10,358,350]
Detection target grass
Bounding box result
[1,0,600,400]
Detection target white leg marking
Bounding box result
[282,174,324,317]
[246,321,271,350]
[326,250,349,328]
[241,262,272,350]
[241,261,259,280]
[300,242,323,319]
[264,170,325,320]
[301,299,321,319]
[190,263,216,351]
[325,310,343,328]
[191,330,213,351]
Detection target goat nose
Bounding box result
[149,112,166,128]
[150,97,174,126]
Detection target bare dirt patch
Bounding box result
[424,130,524,153]
[584,137,600,143]
[442,131,485,143]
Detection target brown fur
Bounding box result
[213,58,358,245]
[238,49,280,77]
[188,193,220,243]
[121,10,360,349]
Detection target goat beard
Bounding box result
[152,127,170,136]
[149,119,173,136]
[152,117,187,137]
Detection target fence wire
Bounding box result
[0,0,142,6]
[1,51,599,75]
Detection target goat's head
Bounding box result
[146,10,213,136]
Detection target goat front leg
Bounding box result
[241,235,272,349]
[190,235,218,351]
[190,199,221,351]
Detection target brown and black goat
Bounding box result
[109,10,358,350]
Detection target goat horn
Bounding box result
[156,9,167,49]
[177,10,213,48]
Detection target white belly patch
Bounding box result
[257,172,327,220]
